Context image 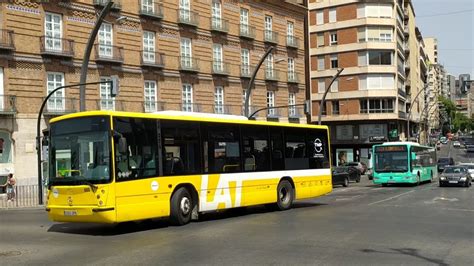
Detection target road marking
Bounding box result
[368,190,415,206]
[424,197,459,204]
[335,195,363,201]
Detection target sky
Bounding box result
[412,0,474,78]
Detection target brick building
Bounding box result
[0,0,307,184]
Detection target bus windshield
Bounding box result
[49,116,111,186]
[374,146,408,173]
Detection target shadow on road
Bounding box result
[361,248,448,266]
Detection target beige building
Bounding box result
[424,37,442,131]
[0,0,307,185]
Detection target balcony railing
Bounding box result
[287,72,299,83]
[94,44,124,63]
[0,95,17,115]
[96,99,123,111]
[286,36,299,48]
[239,24,256,39]
[93,0,121,10]
[179,56,199,72]
[265,69,279,81]
[180,103,202,112]
[288,106,304,119]
[212,61,230,75]
[266,108,281,119]
[40,36,74,58]
[240,64,255,78]
[141,51,165,68]
[43,97,77,115]
[139,2,163,19]
[210,17,229,33]
[213,104,232,115]
[0,30,14,51]
[264,30,279,44]
[398,88,407,98]
[143,100,165,113]
[177,9,199,27]
[399,111,407,119]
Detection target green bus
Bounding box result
[372,142,437,186]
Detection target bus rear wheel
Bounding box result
[276,180,294,211]
[170,187,193,226]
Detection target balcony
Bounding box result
[240,64,255,78]
[212,61,230,76]
[213,104,232,115]
[264,30,279,44]
[180,103,202,112]
[43,97,77,116]
[242,105,263,118]
[265,69,279,82]
[266,108,281,119]
[139,2,163,19]
[210,17,229,33]
[0,30,14,51]
[96,99,123,111]
[40,36,74,58]
[286,36,299,49]
[143,100,165,113]
[94,44,123,64]
[177,9,199,27]
[288,106,304,119]
[398,111,407,119]
[287,72,299,84]
[0,95,17,116]
[403,25,409,36]
[239,24,256,40]
[93,0,122,10]
[141,51,165,68]
[398,88,407,98]
[179,56,199,72]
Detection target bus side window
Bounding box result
[284,128,309,170]
[270,127,285,171]
[307,129,330,169]
[241,125,270,172]
[206,123,241,173]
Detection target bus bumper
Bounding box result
[373,176,416,184]
[46,205,116,223]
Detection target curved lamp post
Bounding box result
[406,85,429,139]
[318,68,344,125]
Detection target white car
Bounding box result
[453,141,461,148]
[458,163,474,178]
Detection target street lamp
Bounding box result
[318,68,344,125]
[79,0,114,111]
[406,85,429,139]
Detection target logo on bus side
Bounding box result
[200,174,243,212]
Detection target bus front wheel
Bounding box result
[170,187,193,226]
[276,180,294,211]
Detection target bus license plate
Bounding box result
[449,181,458,184]
[388,180,396,183]
[64,210,77,216]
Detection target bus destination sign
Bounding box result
[375,145,407,152]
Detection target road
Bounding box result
[1,144,473,265]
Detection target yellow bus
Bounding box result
[46,111,332,225]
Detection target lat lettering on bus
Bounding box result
[200,174,242,212]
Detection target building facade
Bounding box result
[308,0,413,166]
[0,0,307,184]
[423,37,442,132]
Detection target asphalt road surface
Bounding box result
[1,144,473,265]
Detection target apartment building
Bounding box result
[0,0,307,184]
[308,0,410,166]
[424,37,442,130]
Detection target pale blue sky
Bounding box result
[412,0,474,78]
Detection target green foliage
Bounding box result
[438,96,474,133]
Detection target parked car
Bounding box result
[453,141,461,148]
[440,137,448,144]
[439,166,472,187]
[437,157,455,173]
[332,166,361,187]
[343,162,366,175]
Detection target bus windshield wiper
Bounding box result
[75,180,99,192]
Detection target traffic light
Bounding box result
[111,75,120,97]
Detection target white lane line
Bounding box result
[368,190,415,206]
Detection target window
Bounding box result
[98,23,113,57]
[265,15,273,40]
[359,4,393,18]
[329,8,337,23]
[317,33,324,47]
[141,0,154,13]
[182,84,193,112]
[287,21,294,38]
[240,8,249,34]
[143,31,156,63]
[288,57,295,80]
[179,0,191,20]
[360,99,394,113]
[316,10,324,25]
[204,124,241,173]
[0,131,12,163]
[318,79,326,93]
[330,79,338,92]
[267,91,276,116]
[241,49,250,75]
[100,77,114,110]
[114,117,159,179]
[360,74,395,90]
[180,38,192,68]
[242,89,251,114]
[0,68,3,110]
[213,43,223,72]
[47,72,65,111]
[332,100,340,115]
[144,80,157,112]
[330,32,337,45]
[330,54,338,68]
[211,0,222,29]
[44,13,62,51]
[359,27,393,42]
[368,50,392,65]
[214,86,224,114]
[242,125,271,171]
[318,56,325,70]
[288,93,296,117]
[162,121,201,175]
[266,53,274,77]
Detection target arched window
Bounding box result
[0,131,12,163]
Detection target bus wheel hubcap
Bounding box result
[280,187,289,204]
[180,197,191,215]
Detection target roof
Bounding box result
[381,141,421,146]
[49,110,328,130]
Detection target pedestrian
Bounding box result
[6,173,16,202]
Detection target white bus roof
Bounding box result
[153,111,249,121]
[381,141,421,146]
